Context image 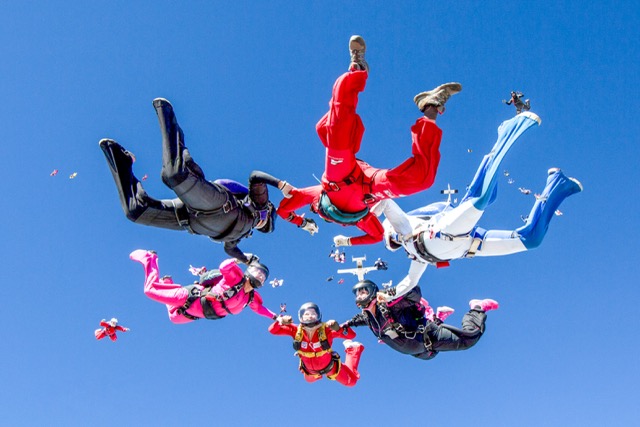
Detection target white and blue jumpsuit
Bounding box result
[375,112,583,299]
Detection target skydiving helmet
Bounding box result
[352,280,379,308]
[254,201,277,233]
[249,180,277,233]
[298,302,322,327]
[245,261,269,289]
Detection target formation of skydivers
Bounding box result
[98,36,582,386]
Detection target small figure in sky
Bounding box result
[95,318,130,342]
[373,258,388,270]
[503,91,531,114]
[329,248,346,263]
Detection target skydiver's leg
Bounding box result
[94,329,106,340]
[460,112,541,210]
[426,309,486,352]
[99,139,185,230]
[129,250,189,307]
[153,99,230,213]
[412,112,542,237]
[109,334,118,342]
[303,374,322,384]
[316,70,367,183]
[476,168,583,256]
[369,117,443,198]
[334,343,364,387]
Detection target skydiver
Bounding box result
[95,318,129,342]
[372,111,582,297]
[269,302,364,386]
[343,280,498,360]
[277,35,461,247]
[129,250,277,323]
[99,98,299,264]
[503,91,531,114]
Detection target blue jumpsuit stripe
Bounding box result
[516,170,582,249]
[461,113,540,210]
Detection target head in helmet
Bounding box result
[254,201,277,233]
[249,180,277,234]
[352,280,379,309]
[245,261,269,289]
[108,318,118,327]
[298,302,322,328]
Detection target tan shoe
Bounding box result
[348,35,369,72]
[414,82,462,113]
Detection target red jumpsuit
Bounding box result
[268,321,363,387]
[277,69,443,245]
[94,322,128,341]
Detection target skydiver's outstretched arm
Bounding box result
[334,214,385,246]
[377,259,428,303]
[342,313,368,328]
[223,240,252,264]
[248,291,278,320]
[276,185,321,226]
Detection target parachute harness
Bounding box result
[378,301,427,340]
[293,323,342,380]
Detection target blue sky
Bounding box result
[1,2,638,426]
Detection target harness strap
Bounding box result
[299,352,341,378]
[171,200,195,234]
[322,166,362,192]
[465,237,483,258]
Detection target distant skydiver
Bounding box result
[129,250,277,323]
[269,302,364,387]
[95,318,129,342]
[343,280,498,360]
[370,112,582,301]
[503,91,531,114]
[99,98,296,264]
[276,35,461,246]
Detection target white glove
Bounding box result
[279,181,294,198]
[333,235,351,247]
[301,218,319,236]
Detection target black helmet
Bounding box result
[245,262,269,289]
[352,280,379,308]
[298,302,322,327]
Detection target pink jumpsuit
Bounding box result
[277,69,443,245]
[129,250,276,324]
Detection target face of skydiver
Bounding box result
[245,262,269,289]
[356,288,372,307]
[301,309,318,324]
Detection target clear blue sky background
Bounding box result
[1,2,638,426]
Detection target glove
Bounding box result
[243,253,260,264]
[333,235,351,247]
[325,320,340,331]
[300,218,319,236]
[279,315,293,325]
[278,181,294,198]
